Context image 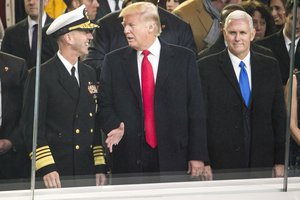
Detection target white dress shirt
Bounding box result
[57,51,80,85]
[137,38,161,87]
[27,13,47,49]
[107,0,123,11]
[228,50,252,90]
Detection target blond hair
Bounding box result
[119,2,161,36]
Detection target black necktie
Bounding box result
[71,66,79,87]
[115,0,120,11]
[31,24,38,66]
[289,42,294,56]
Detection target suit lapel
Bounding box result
[23,20,31,59]
[278,32,290,64]
[218,50,245,104]
[45,15,54,25]
[78,63,89,102]
[295,39,300,69]
[155,41,172,96]
[122,48,143,109]
[0,59,7,119]
[251,51,265,106]
[55,56,80,102]
[101,0,112,15]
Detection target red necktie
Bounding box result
[141,50,157,148]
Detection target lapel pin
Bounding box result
[4,66,9,72]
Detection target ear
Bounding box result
[222,30,227,41]
[148,23,155,33]
[250,28,256,41]
[64,32,73,44]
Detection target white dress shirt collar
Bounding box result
[228,49,252,89]
[283,31,300,53]
[137,38,161,85]
[57,51,79,82]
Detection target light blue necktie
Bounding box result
[238,61,251,107]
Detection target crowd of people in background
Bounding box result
[0,0,299,189]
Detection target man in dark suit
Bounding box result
[256,0,300,85]
[99,2,210,178]
[84,0,197,76]
[198,10,286,176]
[22,5,106,188]
[1,0,53,69]
[0,51,30,179]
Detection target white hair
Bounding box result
[224,10,254,31]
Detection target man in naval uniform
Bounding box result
[22,5,107,188]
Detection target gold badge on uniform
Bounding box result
[88,81,98,94]
[88,82,100,112]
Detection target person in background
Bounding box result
[256,0,300,85]
[285,73,300,171]
[166,0,185,12]
[99,2,211,178]
[22,5,107,188]
[198,10,286,177]
[242,0,276,40]
[0,0,27,29]
[268,0,286,31]
[0,51,30,180]
[1,0,52,69]
[172,0,240,53]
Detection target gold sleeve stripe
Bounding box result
[36,155,55,171]
[93,146,104,150]
[93,149,104,154]
[30,146,51,158]
[36,146,51,152]
[93,152,104,157]
[94,156,106,165]
[36,152,52,160]
[36,149,51,157]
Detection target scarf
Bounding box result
[203,0,221,47]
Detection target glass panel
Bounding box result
[6,0,300,196]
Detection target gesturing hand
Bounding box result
[105,122,125,153]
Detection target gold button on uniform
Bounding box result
[90,129,93,133]
[89,113,93,117]
[75,145,80,150]
[75,129,80,134]
[90,145,93,148]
